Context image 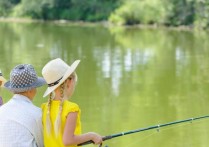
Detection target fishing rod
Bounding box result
[78,114,209,146]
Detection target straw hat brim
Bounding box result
[43,60,80,97]
[0,76,7,88]
[4,77,46,92]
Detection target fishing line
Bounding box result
[119,119,207,147]
[78,115,209,146]
[115,118,209,147]
[160,117,209,133]
[117,120,191,146]
[125,131,157,147]
[104,122,190,147]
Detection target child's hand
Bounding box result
[89,132,103,145]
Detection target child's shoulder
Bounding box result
[64,100,80,112]
[64,100,79,107]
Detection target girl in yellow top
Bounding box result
[41,58,102,147]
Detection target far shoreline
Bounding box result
[0,17,208,32]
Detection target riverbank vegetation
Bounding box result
[0,0,209,29]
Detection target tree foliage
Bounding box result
[109,0,209,28]
[0,0,209,29]
[109,0,168,25]
[0,0,120,21]
[0,0,20,16]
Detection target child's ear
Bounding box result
[66,79,71,88]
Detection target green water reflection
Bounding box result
[0,22,209,147]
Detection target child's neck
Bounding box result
[53,95,67,101]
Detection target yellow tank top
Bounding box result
[42,100,81,147]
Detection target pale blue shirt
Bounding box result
[0,94,43,147]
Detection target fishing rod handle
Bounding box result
[77,135,112,146]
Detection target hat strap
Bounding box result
[48,77,63,87]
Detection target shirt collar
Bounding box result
[13,94,32,104]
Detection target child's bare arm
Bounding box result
[63,112,102,146]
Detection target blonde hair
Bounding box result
[45,91,56,135]
[46,72,78,137]
[54,83,65,136]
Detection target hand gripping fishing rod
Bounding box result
[78,114,209,146]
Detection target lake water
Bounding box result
[0,22,209,147]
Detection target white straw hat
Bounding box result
[0,70,7,88]
[42,58,80,97]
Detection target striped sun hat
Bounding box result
[4,64,46,93]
